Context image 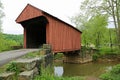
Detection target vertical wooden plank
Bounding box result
[46,14,81,53]
[24,28,27,48]
[46,23,49,44]
[16,4,43,23]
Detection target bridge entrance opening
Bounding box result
[22,16,48,48]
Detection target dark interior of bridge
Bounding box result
[21,16,48,48]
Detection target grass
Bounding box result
[91,47,120,61]
[34,66,84,80]
[21,51,42,58]
[99,47,120,55]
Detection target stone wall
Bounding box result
[63,50,92,63]
[0,44,53,80]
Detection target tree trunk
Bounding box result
[108,0,120,48]
[115,0,120,48]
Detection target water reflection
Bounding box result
[54,66,63,76]
[54,61,120,77]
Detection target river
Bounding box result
[54,61,120,78]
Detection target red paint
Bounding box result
[16,4,43,23]
[45,14,81,52]
[23,28,26,48]
[16,4,82,53]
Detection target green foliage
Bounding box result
[72,1,109,48]
[92,53,99,61]
[22,51,41,58]
[100,47,112,54]
[6,62,20,80]
[6,62,19,73]
[34,66,54,80]
[100,64,120,80]
[34,67,84,80]
[99,47,120,56]
[104,28,117,45]
[100,72,112,80]
[71,0,119,50]
[92,47,120,61]
[111,64,120,74]
[3,34,23,45]
[82,14,108,48]
[54,53,64,60]
[0,38,20,52]
[0,34,23,52]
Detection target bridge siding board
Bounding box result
[16,4,82,53]
[44,14,81,53]
[23,28,26,48]
[16,4,43,23]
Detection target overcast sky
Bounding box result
[1,0,82,34]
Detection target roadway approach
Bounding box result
[0,49,39,66]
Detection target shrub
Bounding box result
[6,62,20,80]
[100,73,112,80]
[111,64,120,74]
[92,53,99,61]
[100,64,120,80]
[0,39,20,52]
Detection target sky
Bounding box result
[1,0,82,34]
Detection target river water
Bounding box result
[54,61,120,77]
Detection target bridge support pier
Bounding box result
[63,50,92,64]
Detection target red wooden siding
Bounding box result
[45,14,81,53]
[16,4,43,23]
[23,28,26,48]
[16,4,82,53]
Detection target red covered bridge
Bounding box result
[16,4,82,53]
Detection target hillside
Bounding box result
[3,34,23,45]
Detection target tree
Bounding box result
[82,15,108,48]
[71,0,102,30]
[101,0,120,47]
[71,0,108,48]
[0,0,4,33]
[71,0,120,48]
[0,0,5,52]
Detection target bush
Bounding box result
[111,64,120,74]
[100,64,120,80]
[100,73,112,80]
[0,39,20,52]
[92,53,99,61]
[6,62,20,75]
[5,62,20,80]
[0,34,23,52]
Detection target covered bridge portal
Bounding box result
[16,4,82,53]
